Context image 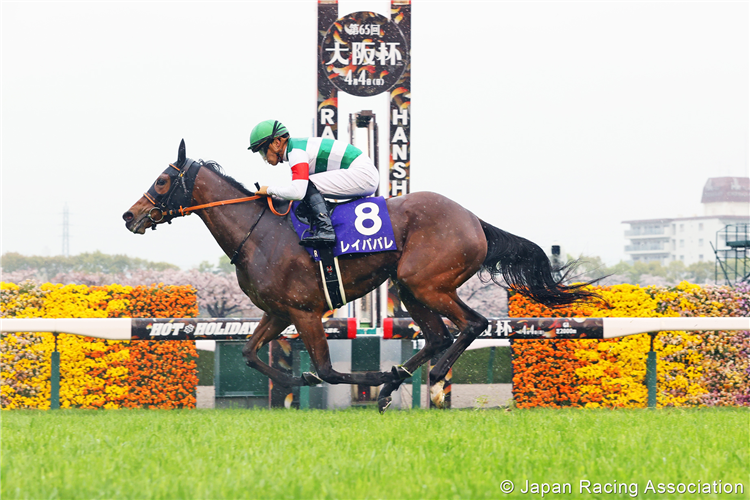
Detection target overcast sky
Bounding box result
[2,0,748,270]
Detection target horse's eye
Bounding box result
[156,178,167,186]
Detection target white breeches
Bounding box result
[310,155,379,199]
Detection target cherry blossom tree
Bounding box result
[457,274,508,317]
[36,268,262,318]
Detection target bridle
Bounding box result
[143,158,202,227]
[144,158,289,230]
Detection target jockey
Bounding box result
[249,119,380,248]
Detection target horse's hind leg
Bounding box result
[422,294,488,388]
[242,313,307,387]
[291,311,396,386]
[402,286,489,407]
[378,284,455,412]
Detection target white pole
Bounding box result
[0,318,132,340]
[603,317,749,338]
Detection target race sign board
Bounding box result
[131,318,356,340]
[382,317,750,340]
[321,11,409,97]
[384,318,605,340]
[3,317,747,341]
[481,318,604,339]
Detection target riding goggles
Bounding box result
[250,120,282,154]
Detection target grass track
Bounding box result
[2,408,748,499]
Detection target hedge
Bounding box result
[509,282,750,408]
[1,281,199,410]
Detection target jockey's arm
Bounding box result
[265,179,308,200]
[265,154,310,200]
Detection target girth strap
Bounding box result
[315,248,347,310]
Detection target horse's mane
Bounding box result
[198,159,255,197]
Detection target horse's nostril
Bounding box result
[123,212,134,222]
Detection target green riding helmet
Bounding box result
[249,120,289,152]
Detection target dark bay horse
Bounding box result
[123,140,597,411]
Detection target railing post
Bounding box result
[50,334,60,410]
[487,346,496,384]
[646,333,657,409]
[299,350,310,409]
[411,341,421,409]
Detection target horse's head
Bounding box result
[123,139,202,234]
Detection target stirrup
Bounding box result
[300,233,336,248]
[299,215,336,247]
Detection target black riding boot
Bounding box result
[300,183,336,248]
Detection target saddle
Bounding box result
[293,197,363,312]
[290,195,396,311]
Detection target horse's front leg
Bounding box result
[292,312,397,386]
[242,313,307,387]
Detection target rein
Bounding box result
[147,160,291,223]
[145,159,292,264]
[164,194,291,218]
[230,203,267,265]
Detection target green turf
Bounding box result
[2,408,747,499]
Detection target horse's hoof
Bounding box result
[430,380,446,409]
[391,364,412,380]
[378,396,392,414]
[302,372,323,386]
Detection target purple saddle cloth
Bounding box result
[291,196,397,261]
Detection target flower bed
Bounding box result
[1,281,199,410]
[509,282,750,408]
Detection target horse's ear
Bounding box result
[177,139,186,165]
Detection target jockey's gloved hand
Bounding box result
[256,186,269,196]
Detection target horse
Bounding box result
[123,140,598,411]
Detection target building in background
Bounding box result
[623,177,749,266]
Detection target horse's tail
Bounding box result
[478,219,600,307]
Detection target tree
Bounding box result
[607,261,633,277]
[568,254,610,280]
[193,255,235,274]
[457,274,508,317]
[1,251,178,280]
[195,260,216,273]
[666,260,687,282]
[686,261,714,284]
[561,254,719,286]
[187,271,259,318]
[119,270,262,318]
[13,267,263,319]
[217,255,234,274]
